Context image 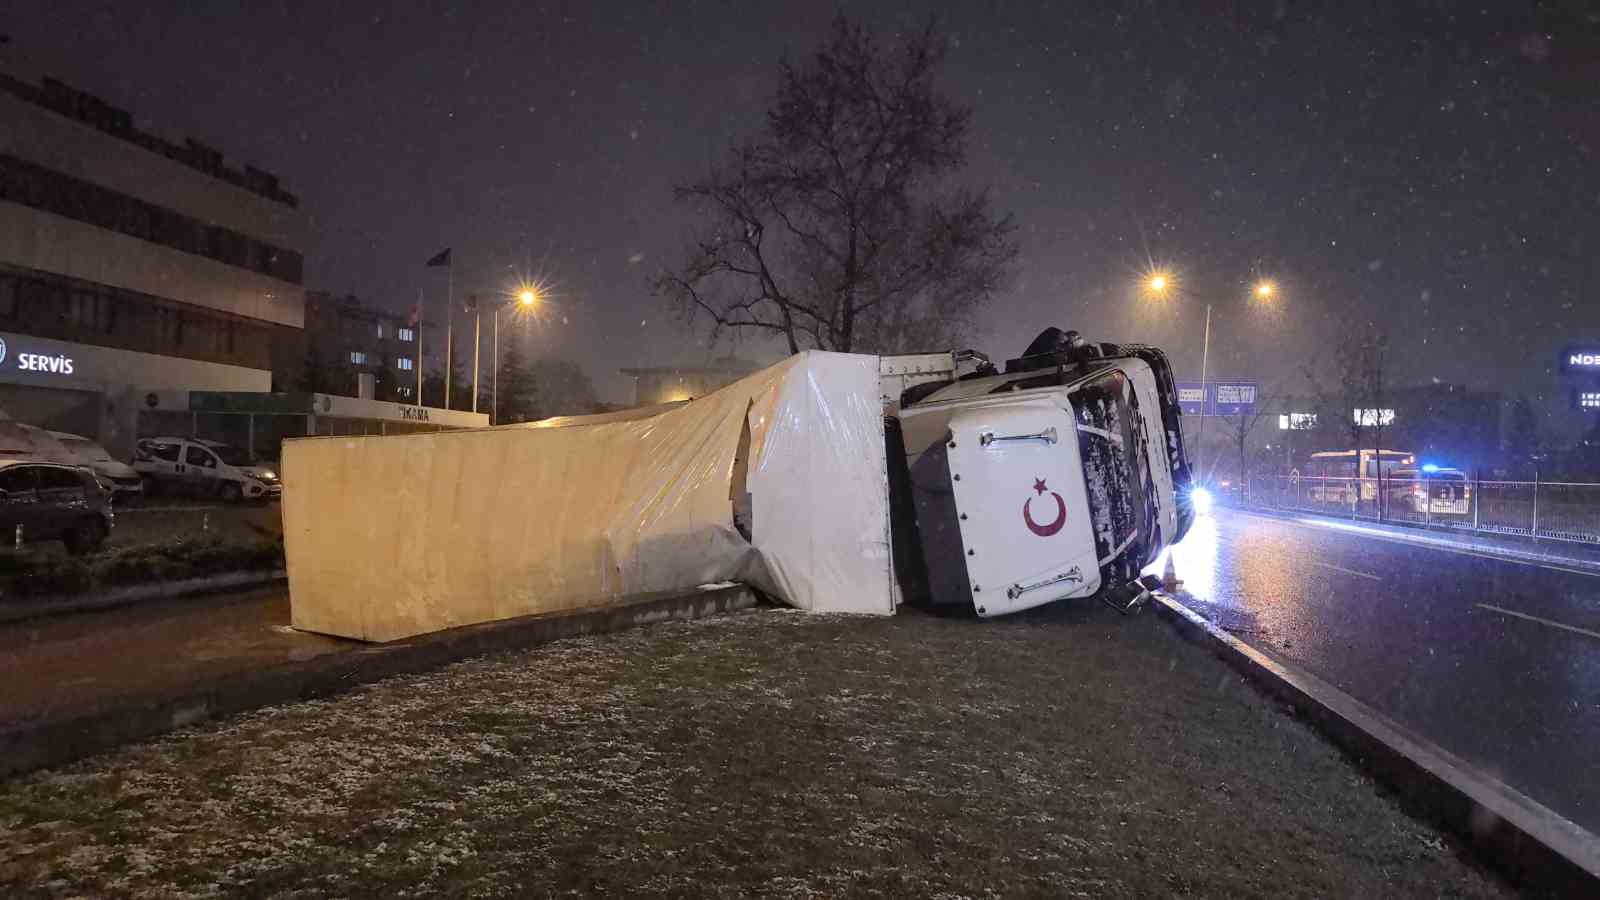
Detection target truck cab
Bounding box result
[887,330,1194,617]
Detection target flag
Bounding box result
[425,248,452,267]
[408,302,421,326]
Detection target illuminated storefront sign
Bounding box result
[1560,345,1600,373]
[0,337,74,375]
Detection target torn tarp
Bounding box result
[283,351,894,642]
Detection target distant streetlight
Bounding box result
[495,283,544,424]
[1139,267,1282,485]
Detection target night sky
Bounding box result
[3,2,1596,425]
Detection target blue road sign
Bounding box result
[1212,381,1259,416]
[1177,380,1258,416]
[1177,382,1208,416]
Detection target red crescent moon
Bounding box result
[1024,492,1067,536]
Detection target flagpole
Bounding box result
[415,288,424,406]
[492,307,499,425]
[471,298,482,414]
[444,267,454,410]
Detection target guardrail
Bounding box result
[1245,475,1600,545]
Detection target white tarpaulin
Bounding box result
[283,351,894,642]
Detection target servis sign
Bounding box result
[0,337,75,375]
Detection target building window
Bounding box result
[68,290,116,334]
[350,351,368,365]
[0,152,304,285]
[397,357,414,371]
[376,321,387,339]
[398,327,415,343]
[0,276,18,318]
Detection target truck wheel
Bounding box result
[141,475,161,498]
[63,519,108,556]
[220,482,243,503]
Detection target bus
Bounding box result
[1301,449,1415,506]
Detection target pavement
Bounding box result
[1157,505,1600,837]
[0,604,1515,897]
[0,587,342,725]
[0,583,759,777]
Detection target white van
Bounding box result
[49,431,144,499]
[133,437,281,502]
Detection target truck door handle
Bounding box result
[1007,565,1084,599]
[980,427,1058,447]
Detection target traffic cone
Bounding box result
[1162,553,1181,593]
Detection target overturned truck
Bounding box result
[282,328,1194,641]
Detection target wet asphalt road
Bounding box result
[1160,506,1600,835]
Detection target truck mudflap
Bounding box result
[912,400,1103,617]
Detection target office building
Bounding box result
[274,291,424,402]
[0,54,304,459]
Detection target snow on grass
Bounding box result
[0,607,1513,897]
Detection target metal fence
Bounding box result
[1244,475,1600,545]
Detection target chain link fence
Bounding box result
[1245,475,1600,545]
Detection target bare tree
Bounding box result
[1304,329,1391,515]
[1225,385,1278,501]
[655,16,1018,355]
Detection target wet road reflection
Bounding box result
[1147,506,1600,835]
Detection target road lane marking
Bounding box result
[1476,603,1600,642]
[1268,514,1600,579]
[1310,561,1382,581]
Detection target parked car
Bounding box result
[0,419,72,462]
[133,437,281,502]
[49,431,144,500]
[0,459,114,554]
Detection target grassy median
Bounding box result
[0,604,1512,897]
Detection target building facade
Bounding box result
[0,59,304,459]
[620,359,762,406]
[274,292,424,402]
[1382,383,1503,471]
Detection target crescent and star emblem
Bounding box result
[1023,476,1067,537]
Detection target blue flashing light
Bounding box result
[1421,463,1441,473]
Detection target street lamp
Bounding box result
[1140,270,1283,484]
[493,283,543,424]
[1145,271,1172,296]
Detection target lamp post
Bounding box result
[491,287,540,425]
[1143,271,1279,483]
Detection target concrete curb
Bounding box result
[0,569,288,625]
[1234,504,1600,574]
[0,584,759,780]
[1151,592,1600,894]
